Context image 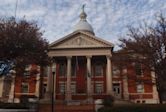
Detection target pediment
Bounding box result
[50,31,114,49]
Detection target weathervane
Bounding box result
[82,4,86,12]
[79,4,87,20]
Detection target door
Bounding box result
[76,62,86,93]
[113,83,121,99]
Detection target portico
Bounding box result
[48,55,113,100]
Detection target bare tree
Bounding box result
[119,13,166,103]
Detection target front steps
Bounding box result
[38,103,95,112]
[114,99,133,105]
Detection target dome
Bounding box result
[74,20,94,33]
[73,5,94,35]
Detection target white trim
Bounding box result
[35,73,40,97]
[133,99,159,104]
[151,71,159,103]
[15,93,35,95]
[0,76,4,97]
[136,82,144,93]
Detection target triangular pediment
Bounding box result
[50,31,114,49]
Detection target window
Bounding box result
[136,82,144,93]
[43,84,47,94]
[25,65,30,71]
[71,82,76,94]
[71,64,77,77]
[95,83,103,94]
[59,83,66,94]
[23,71,30,78]
[112,66,120,76]
[136,100,140,103]
[135,62,143,76]
[59,63,66,77]
[21,83,29,93]
[142,100,146,103]
[113,83,120,94]
[94,64,103,76]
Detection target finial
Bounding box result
[82,4,86,12]
[80,4,87,20]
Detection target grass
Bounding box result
[98,104,166,112]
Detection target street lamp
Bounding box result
[51,63,56,112]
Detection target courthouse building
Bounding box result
[46,7,159,104]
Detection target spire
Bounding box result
[79,4,87,20]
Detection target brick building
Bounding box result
[0,7,159,104]
[0,64,47,103]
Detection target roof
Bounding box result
[49,31,114,49]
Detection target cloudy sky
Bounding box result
[0,0,166,48]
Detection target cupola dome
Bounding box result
[73,5,94,35]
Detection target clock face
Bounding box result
[0,61,14,76]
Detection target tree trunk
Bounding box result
[155,68,164,104]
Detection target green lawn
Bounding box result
[98,104,166,112]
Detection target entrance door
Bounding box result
[113,83,121,99]
[76,62,86,93]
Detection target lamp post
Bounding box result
[51,63,56,112]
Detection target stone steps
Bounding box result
[38,104,95,112]
[114,99,133,105]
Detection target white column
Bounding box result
[8,75,15,103]
[66,56,72,101]
[106,55,113,95]
[123,74,129,100]
[151,71,159,103]
[35,73,40,97]
[87,56,92,97]
[0,76,5,98]
[44,66,51,99]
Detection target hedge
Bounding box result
[0,102,29,109]
[98,104,166,112]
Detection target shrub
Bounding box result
[0,102,28,109]
[102,95,114,107]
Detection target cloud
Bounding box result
[0,0,166,50]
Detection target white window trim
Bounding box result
[71,81,76,94]
[95,81,104,94]
[59,82,66,94]
[136,82,144,93]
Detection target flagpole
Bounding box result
[14,0,18,19]
[75,56,79,75]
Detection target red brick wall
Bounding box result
[126,63,153,100]
[14,64,38,98]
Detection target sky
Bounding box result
[0,0,166,49]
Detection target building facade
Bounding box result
[46,7,159,104]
